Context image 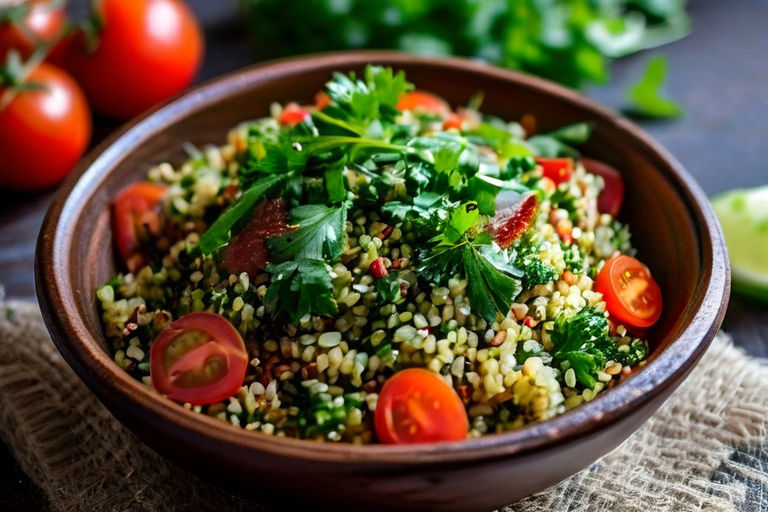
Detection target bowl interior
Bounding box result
[41,53,726,463]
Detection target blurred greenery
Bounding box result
[239,0,689,89]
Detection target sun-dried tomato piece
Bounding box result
[486,194,538,249]
[222,198,292,277]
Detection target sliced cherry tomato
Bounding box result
[375,368,468,444]
[396,90,450,117]
[0,61,91,190]
[536,157,573,185]
[581,157,624,217]
[113,182,167,273]
[149,312,248,405]
[54,0,203,118]
[486,194,539,249]
[222,198,292,277]
[0,0,67,60]
[595,254,662,329]
[279,104,309,126]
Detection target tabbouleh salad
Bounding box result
[97,66,662,444]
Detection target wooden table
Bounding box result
[1,0,767,509]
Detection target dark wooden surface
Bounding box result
[0,0,766,509]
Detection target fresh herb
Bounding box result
[376,274,402,303]
[240,0,690,90]
[550,308,648,388]
[198,173,288,254]
[626,55,684,119]
[550,308,611,388]
[266,203,348,263]
[264,259,338,321]
[527,122,593,159]
[419,203,522,322]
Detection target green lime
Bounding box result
[712,185,768,303]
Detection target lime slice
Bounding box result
[712,185,768,303]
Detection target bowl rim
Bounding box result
[36,50,730,465]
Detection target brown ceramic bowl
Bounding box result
[36,52,729,511]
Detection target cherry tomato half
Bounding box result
[150,312,249,405]
[581,157,624,217]
[0,0,67,60]
[113,182,167,273]
[54,0,203,118]
[375,368,468,444]
[536,157,573,185]
[0,62,91,190]
[396,90,450,117]
[595,254,662,329]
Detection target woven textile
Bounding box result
[1,300,766,511]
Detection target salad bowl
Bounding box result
[36,51,729,511]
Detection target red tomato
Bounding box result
[314,91,331,110]
[0,0,67,60]
[581,157,624,217]
[279,104,309,126]
[113,182,167,273]
[0,62,91,190]
[442,112,464,130]
[536,157,573,185]
[595,254,662,329]
[150,312,249,405]
[375,368,468,444]
[369,257,388,279]
[396,90,450,117]
[486,194,539,249]
[222,198,292,277]
[54,0,203,118]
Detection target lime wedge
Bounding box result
[712,185,768,303]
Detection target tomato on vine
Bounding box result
[0,50,91,190]
[53,0,204,118]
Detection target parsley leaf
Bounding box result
[550,308,611,388]
[550,308,647,389]
[527,122,593,158]
[266,203,348,262]
[463,237,523,323]
[265,259,337,321]
[324,166,347,203]
[376,274,402,303]
[626,55,684,119]
[198,173,287,255]
[418,203,522,322]
[324,65,413,129]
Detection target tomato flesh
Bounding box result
[222,198,292,277]
[314,91,331,111]
[581,158,625,217]
[396,90,450,117]
[150,312,248,405]
[375,368,468,444]
[595,254,662,328]
[0,62,91,190]
[443,112,465,130]
[487,194,539,249]
[279,105,309,126]
[113,182,167,273]
[536,158,573,185]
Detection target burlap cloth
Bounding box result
[1,300,767,511]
